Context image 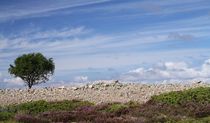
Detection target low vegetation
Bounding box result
[1,87,210,122]
[152,87,210,104]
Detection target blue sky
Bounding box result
[0,0,210,88]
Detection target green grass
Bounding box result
[151,87,210,105]
[179,117,210,123]
[6,100,93,115]
[0,120,17,123]
[105,103,128,113]
[125,101,140,108]
[165,117,210,123]
[0,112,13,121]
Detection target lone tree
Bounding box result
[9,53,55,89]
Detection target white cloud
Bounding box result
[3,77,24,85]
[30,26,88,40]
[0,26,89,51]
[201,59,210,77]
[74,76,88,82]
[121,59,210,82]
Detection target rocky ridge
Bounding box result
[0,80,209,106]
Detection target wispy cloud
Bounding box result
[31,26,88,39]
[0,23,209,69]
[0,26,89,50]
[70,0,210,21]
[0,0,110,21]
[1,0,209,23]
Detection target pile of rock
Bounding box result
[73,80,124,90]
[0,80,209,106]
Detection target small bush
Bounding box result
[38,111,73,122]
[15,114,49,123]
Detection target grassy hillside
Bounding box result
[1,87,210,123]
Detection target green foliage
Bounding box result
[175,117,210,123]
[125,101,139,108]
[0,120,17,123]
[105,103,128,113]
[152,87,210,105]
[0,112,13,121]
[8,53,55,89]
[10,100,49,114]
[8,100,93,115]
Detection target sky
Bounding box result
[0,0,210,88]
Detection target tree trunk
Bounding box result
[28,85,32,89]
[28,81,33,89]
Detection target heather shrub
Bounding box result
[184,102,210,118]
[75,106,96,115]
[94,116,134,123]
[38,109,109,122]
[122,87,210,122]
[38,111,73,122]
[95,103,110,111]
[15,114,49,123]
[175,116,210,123]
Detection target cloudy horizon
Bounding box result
[0,0,210,88]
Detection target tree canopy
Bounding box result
[8,53,55,89]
